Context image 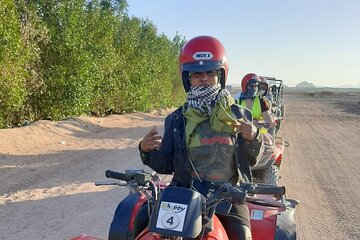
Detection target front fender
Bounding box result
[275,199,299,240]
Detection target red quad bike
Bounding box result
[259,76,286,136]
[71,169,298,240]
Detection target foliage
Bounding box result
[0,0,186,127]
[0,0,28,127]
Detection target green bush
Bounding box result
[0,0,28,127]
[0,0,186,128]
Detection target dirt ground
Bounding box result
[0,89,360,240]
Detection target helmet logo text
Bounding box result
[193,52,213,60]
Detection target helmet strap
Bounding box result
[218,69,225,88]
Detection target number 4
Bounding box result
[166,216,174,225]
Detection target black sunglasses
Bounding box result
[190,70,218,77]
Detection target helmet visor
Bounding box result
[182,60,224,72]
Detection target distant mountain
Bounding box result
[296,81,316,88]
[339,84,360,88]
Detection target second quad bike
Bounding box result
[251,135,285,185]
[251,121,287,185]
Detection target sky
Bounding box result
[127,0,360,88]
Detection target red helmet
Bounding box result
[241,73,260,93]
[179,36,229,92]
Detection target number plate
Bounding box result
[251,209,264,220]
[155,201,188,232]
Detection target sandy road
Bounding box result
[279,92,360,239]
[0,92,359,239]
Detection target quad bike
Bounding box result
[251,122,287,185]
[71,169,298,240]
[269,78,285,119]
[250,137,285,186]
[259,76,285,120]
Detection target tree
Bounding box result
[0,0,28,127]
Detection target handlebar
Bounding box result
[251,184,286,195]
[105,170,130,181]
[105,169,152,186]
[103,170,287,208]
[219,183,286,204]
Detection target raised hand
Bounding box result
[140,125,162,152]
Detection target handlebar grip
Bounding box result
[105,170,130,181]
[253,185,286,195]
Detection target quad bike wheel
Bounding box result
[260,165,279,185]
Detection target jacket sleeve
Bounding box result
[139,114,175,174]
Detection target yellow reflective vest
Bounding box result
[237,97,262,120]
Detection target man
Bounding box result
[259,76,273,103]
[140,36,264,239]
[236,73,275,130]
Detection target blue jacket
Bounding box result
[140,105,263,187]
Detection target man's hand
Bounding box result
[234,120,258,141]
[140,125,162,152]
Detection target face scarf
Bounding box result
[257,89,266,96]
[241,88,257,99]
[184,85,239,147]
[186,84,232,115]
